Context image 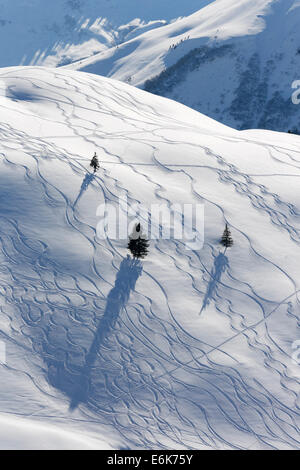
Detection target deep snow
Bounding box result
[65,0,300,132]
[0,66,299,449]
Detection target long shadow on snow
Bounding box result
[68,255,142,410]
[201,252,229,313]
[73,172,95,208]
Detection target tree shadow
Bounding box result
[69,255,142,410]
[73,172,95,207]
[201,252,229,313]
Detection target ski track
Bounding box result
[0,69,299,449]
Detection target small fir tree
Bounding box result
[90,152,100,173]
[128,223,149,259]
[221,224,233,248]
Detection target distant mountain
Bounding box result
[0,0,208,67]
[64,0,300,132]
[2,1,300,131]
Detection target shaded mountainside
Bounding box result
[0,66,299,449]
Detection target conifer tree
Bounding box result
[90,152,100,173]
[128,223,149,259]
[221,224,233,248]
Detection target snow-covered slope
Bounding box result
[66,0,300,132]
[0,66,299,450]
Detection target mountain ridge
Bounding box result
[64,0,300,132]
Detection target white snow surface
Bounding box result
[0,414,112,450]
[2,1,300,131]
[0,66,299,450]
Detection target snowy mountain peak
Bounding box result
[62,0,300,132]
